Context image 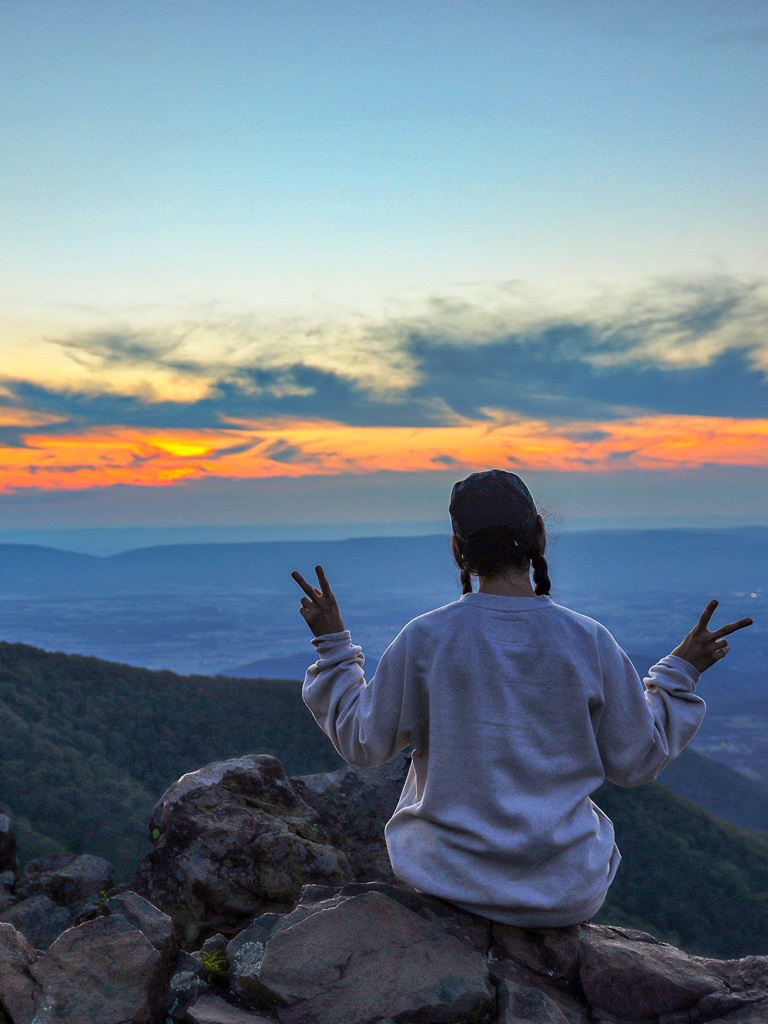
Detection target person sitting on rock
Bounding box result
[291,469,753,929]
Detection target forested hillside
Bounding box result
[2,638,768,957]
[0,641,343,875]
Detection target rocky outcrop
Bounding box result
[131,754,357,947]
[0,848,114,951]
[4,751,768,1024]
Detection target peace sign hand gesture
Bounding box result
[671,599,753,674]
[291,565,346,638]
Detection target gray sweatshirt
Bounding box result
[303,592,705,927]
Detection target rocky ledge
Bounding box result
[1,754,768,1024]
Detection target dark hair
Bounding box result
[452,520,551,597]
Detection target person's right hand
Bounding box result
[291,565,346,638]
[671,600,753,673]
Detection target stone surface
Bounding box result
[0,896,72,952]
[30,915,165,1024]
[105,890,176,964]
[292,753,410,882]
[228,889,493,1024]
[188,994,275,1024]
[579,924,724,1021]
[298,879,492,952]
[16,854,113,912]
[131,754,353,948]
[0,923,38,1024]
[497,979,570,1024]
[165,951,215,1023]
[490,922,581,995]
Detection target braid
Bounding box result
[460,560,473,595]
[531,552,551,596]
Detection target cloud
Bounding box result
[1,274,766,437]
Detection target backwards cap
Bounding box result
[449,469,538,542]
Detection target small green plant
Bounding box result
[197,949,229,980]
[96,890,110,916]
[151,827,161,842]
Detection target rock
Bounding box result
[292,754,410,882]
[131,754,353,948]
[16,854,113,912]
[578,924,725,1021]
[0,923,37,1024]
[0,814,17,876]
[105,890,177,965]
[497,978,570,1024]
[490,922,581,995]
[165,951,215,1023]
[0,896,72,952]
[227,888,493,1024]
[297,879,492,952]
[30,915,165,1024]
[187,994,275,1024]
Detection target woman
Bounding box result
[291,469,753,927]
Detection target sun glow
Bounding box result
[0,414,765,493]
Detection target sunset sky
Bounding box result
[1,0,767,538]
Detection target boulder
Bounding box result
[292,754,410,882]
[226,888,494,1024]
[497,979,570,1024]
[187,994,275,1023]
[0,923,37,1024]
[165,951,215,1023]
[131,754,354,948]
[105,890,177,966]
[0,895,72,952]
[578,923,728,1021]
[16,853,113,912]
[30,915,165,1024]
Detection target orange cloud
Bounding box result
[0,414,765,492]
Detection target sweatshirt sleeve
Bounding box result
[302,627,420,768]
[594,630,706,787]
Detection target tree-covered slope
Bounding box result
[0,641,343,876]
[2,639,768,958]
[594,780,768,956]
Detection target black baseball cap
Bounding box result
[449,470,538,542]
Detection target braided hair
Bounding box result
[452,520,551,596]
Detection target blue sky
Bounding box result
[0,0,766,535]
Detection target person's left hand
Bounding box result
[671,599,753,673]
[291,565,346,637]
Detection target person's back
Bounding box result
[292,469,753,927]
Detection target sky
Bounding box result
[1,0,767,539]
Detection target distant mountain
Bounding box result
[0,525,765,597]
[3,639,768,956]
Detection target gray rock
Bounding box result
[297,879,492,953]
[579,924,724,1021]
[16,854,113,913]
[497,978,570,1024]
[165,951,214,1023]
[187,994,275,1024]
[0,922,38,1024]
[490,922,581,995]
[0,896,71,952]
[30,915,164,1024]
[292,754,410,882]
[105,890,176,964]
[228,889,493,1024]
[131,754,353,948]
